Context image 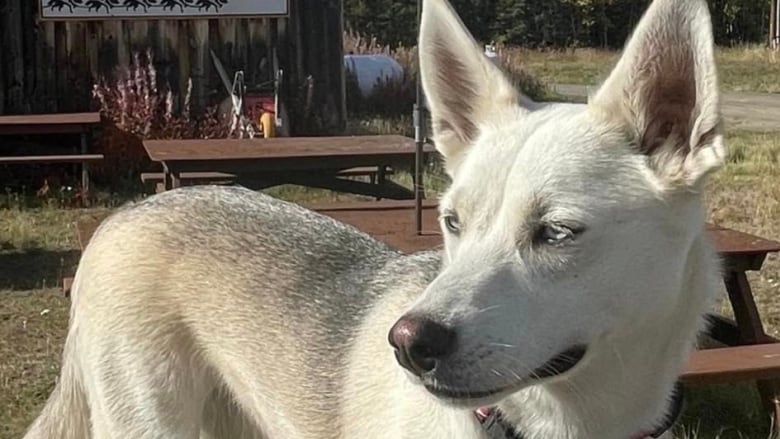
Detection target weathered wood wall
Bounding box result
[0,0,346,135]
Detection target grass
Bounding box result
[706,131,780,336]
[517,45,780,93]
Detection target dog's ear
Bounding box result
[590,0,725,188]
[419,0,532,176]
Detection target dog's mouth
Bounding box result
[424,345,588,402]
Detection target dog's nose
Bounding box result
[388,315,456,376]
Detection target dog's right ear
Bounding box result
[589,0,724,189]
[419,0,533,176]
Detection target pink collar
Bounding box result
[474,382,683,439]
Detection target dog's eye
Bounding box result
[442,213,461,235]
[537,223,581,245]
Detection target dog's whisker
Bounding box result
[487,342,516,349]
[473,304,502,315]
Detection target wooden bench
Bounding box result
[0,112,102,203]
[683,344,780,384]
[141,171,236,193]
[142,136,431,200]
[140,166,396,195]
[0,154,104,164]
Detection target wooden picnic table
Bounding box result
[0,112,102,202]
[142,135,437,200]
[306,199,780,420]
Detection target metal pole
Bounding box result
[774,0,780,49]
[413,0,425,235]
[772,0,778,49]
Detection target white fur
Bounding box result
[410,0,724,436]
[23,0,724,437]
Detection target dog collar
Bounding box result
[475,381,684,439]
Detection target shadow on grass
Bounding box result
[0,248,80,291]
[677,382,772,439]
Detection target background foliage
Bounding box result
[344,0,770,48]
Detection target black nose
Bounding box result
[388,315,457,376]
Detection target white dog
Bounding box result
[24,0,723,437]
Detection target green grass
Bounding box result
[514,45,780,93]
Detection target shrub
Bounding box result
[90,50,251,184]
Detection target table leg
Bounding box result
[163,167,173,191]
[171,171,181,189]
[376,165,387,200]
[724,270,780,422]
[725,271,771,344]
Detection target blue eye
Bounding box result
[442,214,461,235]
[538,224,582,245]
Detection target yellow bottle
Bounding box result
[260,112,275,138]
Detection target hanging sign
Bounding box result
[40,0,289,20]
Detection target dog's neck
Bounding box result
[495,233,716,439]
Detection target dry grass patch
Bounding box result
[516,45,780,94]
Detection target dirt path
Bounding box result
[552,84,780,132]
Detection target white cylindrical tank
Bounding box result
[343,54,405,97]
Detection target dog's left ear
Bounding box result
[590,0,725,188]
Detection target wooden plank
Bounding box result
[62,276,74,297]
[0,112,101,126]
[177,20,191,113]
[708,226,780,256]
[339,166,395,177]
[97,21,120,79]
[143,135,430,161]
[682,344,780,384]
[141,166,392,185]
[306,199,440,212]
[21,0,36,108]
[262,175,414,200]
[86,22,100,80]
[4,0,25,113]
[0,14,5,115]
[0,154,104,164]
[39,21,58,113]
[190,20,209,114]
[54,22,69,111]
[0,112,101,135]
[141,171,236,182]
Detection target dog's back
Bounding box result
[27,185,448,438]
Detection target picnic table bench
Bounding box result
[0,112,103,200]
[142,135,435,200]
[62,199,780,423]
[139,167,397,194]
